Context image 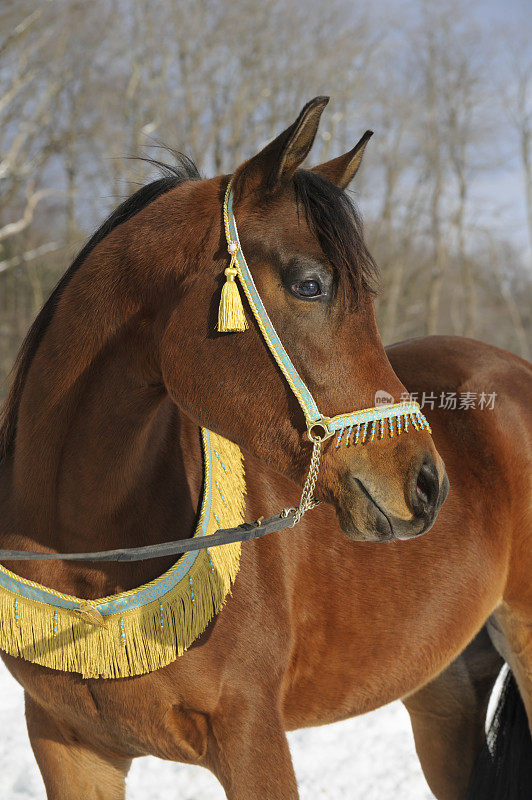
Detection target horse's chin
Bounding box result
[337,506,395,543]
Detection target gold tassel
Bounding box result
[218,243,248,333]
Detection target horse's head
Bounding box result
[161,97,448,542]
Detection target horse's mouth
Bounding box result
[335,478,393,542]
[337,477,434,543]
[353,479,395,541]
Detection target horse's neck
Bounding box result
[1,321,205,597]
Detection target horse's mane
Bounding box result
[294,169,378,302]
[1,155,376,462]
[0,152,201,461]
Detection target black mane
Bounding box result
[0,153,200,460]
[293,169,378,302]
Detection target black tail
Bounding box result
[467,670,532,799]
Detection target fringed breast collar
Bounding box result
[0,430,245,679]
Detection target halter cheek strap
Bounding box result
[221,183,321,426]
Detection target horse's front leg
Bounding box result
[402,627,503,800]
[25,694,131,800]
[208,693,298,800]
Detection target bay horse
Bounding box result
[0,97,531,799]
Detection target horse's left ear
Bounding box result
[311,130,373,189]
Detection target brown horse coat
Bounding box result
[1,99,531,799]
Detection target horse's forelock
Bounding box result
[293,169,378,305]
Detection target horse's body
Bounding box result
[1,99,531,798]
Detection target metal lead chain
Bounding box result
[293,435,322,525]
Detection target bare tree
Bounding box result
[0,0,530,397]
[503,46,532,267]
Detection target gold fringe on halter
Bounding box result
[0,432,246,679]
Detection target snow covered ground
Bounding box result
[0,659,435,800]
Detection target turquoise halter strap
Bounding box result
[225,186,321,425]
[223,182,430,445]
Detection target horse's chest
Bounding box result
[281,557,500,728]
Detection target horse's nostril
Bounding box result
[416,469,431,505]
[412,460,439,515]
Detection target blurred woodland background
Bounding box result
[1,0,531,398]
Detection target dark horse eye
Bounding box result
[291,279,322,299]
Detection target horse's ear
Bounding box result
[311,130,373,189]
[235,96,329,196]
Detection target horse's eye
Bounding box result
[291,279,322,299]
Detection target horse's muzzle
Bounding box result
[338,456,449,542]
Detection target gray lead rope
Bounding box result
[0,510,296,563]
[0,439,321,564]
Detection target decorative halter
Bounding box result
[217,179,431,521]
